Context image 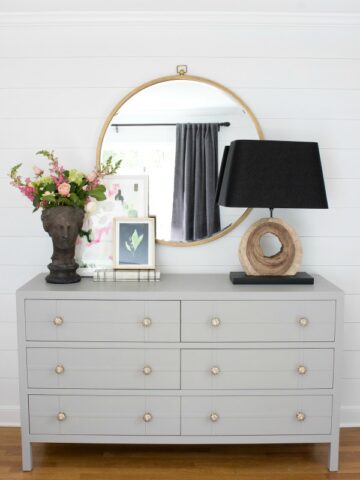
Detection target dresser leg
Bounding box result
[21,438,32,471]
[328,439,339,472]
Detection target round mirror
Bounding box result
[96,74,263,246]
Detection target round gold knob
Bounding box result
[143,412,152,423]
[54,364,65,375]
[57,412,66,422]
[143,366,152,376]
[210,366,221,376]
[297,365,307,375]
[142,317,152,327]
[210,412,219,422]
[53,316,64,326]
[211,317,221,327]
[298,317,309,327]
[296,411,306,422]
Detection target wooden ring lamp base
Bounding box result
[239,217,302,276]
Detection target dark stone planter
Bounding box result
[41,206,85,284]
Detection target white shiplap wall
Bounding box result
[1,8,360,426]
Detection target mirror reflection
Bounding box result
[99,79,261,244]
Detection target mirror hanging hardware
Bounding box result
[177,64,188,76]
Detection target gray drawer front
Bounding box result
[181,395,332,435]
[181,349,334,390]
[25,300,180,342]
[29,395,180,435]
[27,348,180,389]
[181,301,335,342]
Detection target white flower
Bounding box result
[85,201,97,214]
[43,191,52,196]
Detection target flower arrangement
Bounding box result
[9,150,120,212]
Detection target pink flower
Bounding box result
[58,182,71,197]
[86,171,97,183]
[33,165,43,176]
[19,185,35,201]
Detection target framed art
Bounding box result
[113,217,155,269]
[75,175,149,275]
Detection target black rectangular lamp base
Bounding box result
[230,272,314,285]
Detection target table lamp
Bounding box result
[216,140,328,284]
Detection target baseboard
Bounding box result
[341,406,360,427]
[0,406,20,426]
[0,405,359,428]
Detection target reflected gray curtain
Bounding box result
[171,123,220,241]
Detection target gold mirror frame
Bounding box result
[96,73,264,247]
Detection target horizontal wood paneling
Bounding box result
[1,178,359,207]
[3,147,360,180]
[1,24,360,58]
[1,88,360,121]
[0,118,359,151]
[2,57,360,89]
[0,351,18,378]
[0,323,17,349]
[1,235,359,267]
[1,9,360,425]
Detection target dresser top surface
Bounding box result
[17,273,343,300]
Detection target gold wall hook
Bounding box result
[176,65,188,76]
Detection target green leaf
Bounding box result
[9,163,22,178]
[131,230,144,251]
[36,150,53,159]
[43,195,56,202]
[88,185,106,201]
[125,241,132,252]
[79,229,92,243]
[69,192,80,205]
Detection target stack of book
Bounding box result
[93,269,161,282]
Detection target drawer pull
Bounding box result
[297,365,307,375]
[298,317,309,327]
[210,412,219,422]
[143,412,153,423]
[296,411,306,422]
[211,317,221,327]
[54,364,65,375]
[53,316,64,326]
[143,365,152,376]
[57,412,66,422]
[142,317,152,327]
[210,366,221,376]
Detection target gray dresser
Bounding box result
[17,274,343,471]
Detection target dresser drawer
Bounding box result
[181,395,332,435]
[181,349,333,390]
[25,300,180,342]
[27,348,180,389]
[181,301,335,342]
[29,395,180,435]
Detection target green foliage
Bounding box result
[88,184,106,201]
[125,229,144,256]
[36,150,56,161]
[100,156,122,177]
[79,229,92,242]
[9,150,121,212]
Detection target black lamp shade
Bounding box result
[216,140,328,209]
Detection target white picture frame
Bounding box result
[76,175,149,275]
[113,217,156,270]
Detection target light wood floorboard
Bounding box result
[0,428,359,479]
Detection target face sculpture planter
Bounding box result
[42,206,85,284]
[8,150,121,284]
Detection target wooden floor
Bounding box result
[0,428,360,480]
